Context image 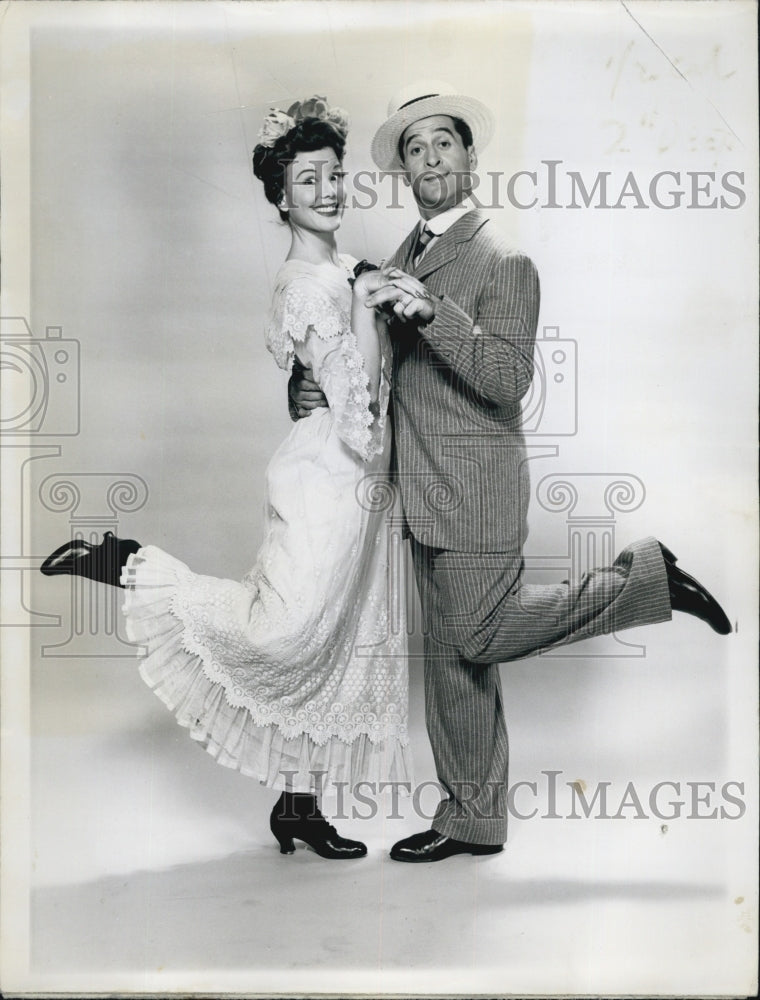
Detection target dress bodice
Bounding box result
[266,254,391,463]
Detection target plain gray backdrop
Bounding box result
[1,1,757,995]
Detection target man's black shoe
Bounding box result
[659,543,732,635]
[390,829,503,863]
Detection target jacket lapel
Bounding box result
[388,226,418,270]
[412,233,458,280]
[413,210,490,280]
[388,210,490,278]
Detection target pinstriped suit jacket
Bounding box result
[387,209,540,553]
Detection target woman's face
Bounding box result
[282,146,345,233]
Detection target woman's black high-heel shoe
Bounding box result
[40,531,141,588]
[269,792,367,859]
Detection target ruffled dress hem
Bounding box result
[122,548,413,795]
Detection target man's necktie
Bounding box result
[412,224,435,266]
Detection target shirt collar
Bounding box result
[420,197,476,237]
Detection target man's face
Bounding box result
[399,114,477,218]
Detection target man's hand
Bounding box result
[364,267,437,324]
[288,360,327,420]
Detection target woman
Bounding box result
[41,97,411,859]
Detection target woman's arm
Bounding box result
[350,270,386,405]
[276,276,388,461]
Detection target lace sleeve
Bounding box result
[266,279,344,371]
[268,278,387,462]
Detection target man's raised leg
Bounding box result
[431,537,673,665]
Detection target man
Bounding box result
[291,82,731,862]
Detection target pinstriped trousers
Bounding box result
[410,535,672,845]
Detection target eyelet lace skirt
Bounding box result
[121,411,412,795]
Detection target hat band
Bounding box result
[397,93,439,111]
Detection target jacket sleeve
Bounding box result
[418,251,540,407]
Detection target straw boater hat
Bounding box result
[371,80,494,173]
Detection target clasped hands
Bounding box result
[290,264,436,418]
[353,263,437,325]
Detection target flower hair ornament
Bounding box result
[256,95,349,148]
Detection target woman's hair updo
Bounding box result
[253,98,348,222]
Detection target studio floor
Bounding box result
[16,624,758,998]
[31,823,754,994]
[28,796,751,996]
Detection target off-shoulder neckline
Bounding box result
[280,253,356,270]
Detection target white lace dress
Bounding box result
[121,256,411,794]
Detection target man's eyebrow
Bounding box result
[403,126,456,148]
